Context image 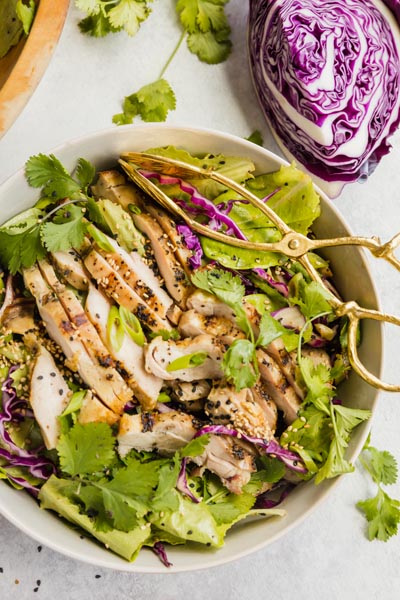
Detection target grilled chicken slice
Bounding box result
[170,380,211,412]
[78,390,120,426]
[23,265,132,415]
[191,435,256,494]
[51,250,89,291]
[145,333,225,381]
[38,260,120,370]
[266,338,305,400]
[85,283,162,410]
[29,345,71,449]
[205,382,275,439]
[84,248,172,332]
[117,410,198,457]
[1,298,36,334]
[252,384,278,434]
[257,349,301,424]
[186,289,235,320]
[95,234,176,320]
[91,170,144,211]
[146,204,193,278]
[133,212,192,308]
[178,309,245,345]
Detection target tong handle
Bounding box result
[337,302,400,392]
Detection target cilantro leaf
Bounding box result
[367,447,398,486]
[357,488,400,542]
[180,434,210,458]
[222,339,258,391]
[108,0,150,36]
[289,273,333,321]
[25,154,82,199]
[357,440,400,542]
[256,312,299,352]
[57,422,116,477]
[300,357,334,413]
[187,29,231,64]
[191,268,245,307]
[113,79,176,125]
[76,0,151,37]
[75,158,97,191]
[41,204,87,253]
[0,227,47,274]
[246,130,264,146]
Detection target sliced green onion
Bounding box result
[87,223,115,253]
[119,306,146,347]
[166,351,208,372]
[157,392,172,403]
[128,203,142,214]
[60,390,86,417]
[107,305,125,352]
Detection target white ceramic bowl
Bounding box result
[0,124,382,572]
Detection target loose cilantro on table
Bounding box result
[357,436,400,541]
[75,0,152,37]
[108,1,232,124]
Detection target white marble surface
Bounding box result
[1,1,400,598]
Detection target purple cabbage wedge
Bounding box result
[248,0,400,197]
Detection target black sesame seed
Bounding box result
[37,546,42,552]
[95,574,101,579]
[50,372,56,378]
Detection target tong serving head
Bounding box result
[119,151,400,393]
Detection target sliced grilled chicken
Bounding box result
[146,204,193,278]
[38,260,119,370]
[117,410,198,457]
[84,248,172,332]
[95,234,176,320]
[266,338,305,400]
[186,289,236,320]
[91,170,144,211]
[257,349,301,424]
[85,283,162,410]
[29,345,71,449]
[252,384,278,434]
[302,347,332,369]
[78,390,120,426]
[170,380,211,412]
[191,435,256,494]
[178,309,245,345]
[23,265,132,415]
[51,250,89,291]
[133,212,192,308]
[170,380,211,402]
[145,333,224,381]
[205,382,275,439]
[1,298,36,334]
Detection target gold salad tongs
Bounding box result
[119,152,400,393]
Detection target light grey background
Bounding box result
[1,2,400,598]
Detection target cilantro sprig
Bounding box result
[0,154,96,274]
[111,1,232,124]
[357,436,400,542]
[75,0,152,37]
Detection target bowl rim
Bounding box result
[0,0,70,139]
[0,123,383,572]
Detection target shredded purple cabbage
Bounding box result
[0,366,55,495]
[141,171,288,296]
[152,541,173,567]
[176,224,203,269]
[194,425,307,474]
[177,457,200,503]
[255,482,295,509]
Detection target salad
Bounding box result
[0,146,371,566]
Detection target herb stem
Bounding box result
[158,30,186,79]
